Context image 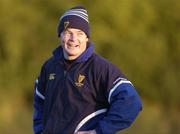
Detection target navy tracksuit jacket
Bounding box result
[33,43,142,134]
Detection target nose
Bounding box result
[69,33,77,41]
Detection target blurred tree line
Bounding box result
[0,0,179,133]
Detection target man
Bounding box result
[33,6,142,134]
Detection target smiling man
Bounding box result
[33,6,142,134]
[61,28,88,60]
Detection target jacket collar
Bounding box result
[53,42,94,63]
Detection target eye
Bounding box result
[77,32,85,37]
[64,31,71,37]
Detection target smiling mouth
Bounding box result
[67,43,79,49]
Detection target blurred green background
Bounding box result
[0,0,179,134]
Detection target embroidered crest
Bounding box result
[64,21,69,29]
[49,73,56,80]
[75,74,85,87]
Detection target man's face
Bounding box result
[61,28,88,60]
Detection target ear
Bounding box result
[60,32,65,44]
[86,37,89,43]
[60,32,64,39]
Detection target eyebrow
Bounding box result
[76,30,83,32]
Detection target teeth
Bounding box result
[68,45,78,49]
[69,44,78,47]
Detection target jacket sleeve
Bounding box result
[95,64,142,134]
[33,65,46,134]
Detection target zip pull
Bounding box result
[64,70,67,77]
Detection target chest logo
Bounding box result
[75,74,85,87]
[49,73,56,80]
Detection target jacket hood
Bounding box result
[52,42,94,63]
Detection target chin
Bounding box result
[67,52,78,57]
[67,51,77,55]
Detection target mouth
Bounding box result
[67,43,79,49]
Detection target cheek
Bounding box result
[79,37,88,44]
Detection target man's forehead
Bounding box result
[65,28,84,33]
